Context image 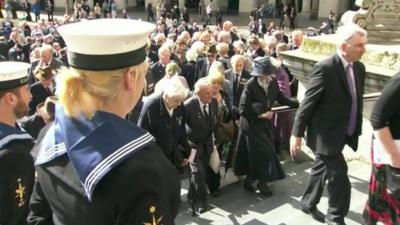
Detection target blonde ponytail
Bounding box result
[58,68,99,119]
[57,61,149,119]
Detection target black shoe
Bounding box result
[243,177,256,193]
[198,201,207,214]
[300,205,325,223]
[210,189,221,198]
[257,182,273,197]
[326,217,346,225]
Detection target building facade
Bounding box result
[48,0,354,19]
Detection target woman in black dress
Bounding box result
[234,56,298,196]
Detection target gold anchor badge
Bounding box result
[15,178,26,207]
[143,206,163,225]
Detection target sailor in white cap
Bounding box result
[0,61,35,225]
[28,19,181,225]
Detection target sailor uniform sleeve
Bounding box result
[27,179,54,225]
[103,145,180,225]
[0,146,35,225]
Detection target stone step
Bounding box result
[176,159,372,225]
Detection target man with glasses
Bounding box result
[194,44,217,82]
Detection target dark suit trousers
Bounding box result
[189,144,210,202]
[301,153,350,222]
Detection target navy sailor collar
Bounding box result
[0,122,33,150]
[36,107,154,200]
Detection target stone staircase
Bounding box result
[176,150,372,225]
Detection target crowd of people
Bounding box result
[0,2,400,225]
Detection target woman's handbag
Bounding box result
[386,166,400,196]
[372,137,400,196]
[218,120,235,144]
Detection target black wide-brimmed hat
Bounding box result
[250,56,279,76]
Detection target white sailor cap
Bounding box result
[0,62,31,91]
[57,19,155,70]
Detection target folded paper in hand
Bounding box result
[372,139,400,164]
[209,148,220,173]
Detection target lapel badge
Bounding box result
[15,178,26,207]
[144,205,163,225]
[177,116,182,125]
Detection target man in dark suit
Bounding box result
[225,55,251,115]
[28,45,64,86]
[290,24,368,225]
[184,78,218,214]
[222,21,239,42]
[194,44,217,83]
[145,45,171,95]
[181,50,197,91]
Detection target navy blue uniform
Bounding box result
[28,108,181,225]
[138,93,190,172]
[0,123,35,225]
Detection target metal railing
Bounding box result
[270,92,381,113]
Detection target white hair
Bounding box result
[190,41,206,57]
[232,40,245,54]
[162,76,189,100]
[231,54,245,66]
[194,77,211,94]
[185,49,198,62]
[336,23,367,45]
[158,44,171,56]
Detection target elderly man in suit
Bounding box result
[28,45,64,86]
[290,23,367,225]
[225,55,251,115]
[145,45,171,95]
[184,78,218,214]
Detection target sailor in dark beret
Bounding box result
[0,61,35,225]
[28,19,181,225]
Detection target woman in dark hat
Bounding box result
[28,65,55,115]
[28,19,181,225]
[234,56,298,196]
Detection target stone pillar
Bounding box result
[239,0,257,14]
[215,0,228,11]
[87,0,94,9]
[318,0,337,18]
[127,0,137,9]
[309,0,318,20]
[179,0,185,8]
[115,0,126,10]
[301,0,310,14]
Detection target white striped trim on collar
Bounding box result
[35,142,67,165]
[0,133,33,149]
[83,132,154,200]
